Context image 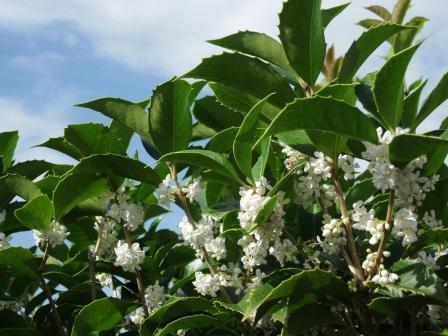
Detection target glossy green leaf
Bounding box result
[207,127,239,154]
[234,94,273,180]
[255,96,378,150]
[191,123,216,140]
[0,247,37,279]
[193,96,243,131]
[401,79,427,128]
[279,0,325,84]
[338,24,407,83]
[366,5,392,21]
[76,97,150,141]
[251,137,271,182]
[154,314,228,336]
[391,0,411,24]
[283,304,339,336]
[71,298,133,336]
[373,42,421,128]
[8,160,55,180]
[424,130,448,176]
[389,134,448,166]
[185,53,295,108]
[413,72,448,128]
[0,174,42,208]
[160,150,242,183]
[394,16,427,52]
[53,173,109,219]
[68,154,160,186]
[208,31,291,71]
[0,130,18,173]
[321,3,350,28]
[148,78,192,154]
[36,137,83,160]
[316,83,357,105]
[14,194,53,231]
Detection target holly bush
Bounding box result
[1,0,448,335]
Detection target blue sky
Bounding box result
[1,0,448,244]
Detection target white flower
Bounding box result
[255,176,272,196]
[33,220,69,247]
[93,217,118,260]
[247,269,265,289]
[129,307,145,325]
[123,203,145,232]
[318,215,346,255]
[114,240,146,272]
[181,177,203,202]
[219,264,244,295]
[154,174,178,208]
[144,281,166,311]
[0,232,11,250]
[0,209,5,224]
[238,187,268,229]
[204,236,227,260]
[193,272,221,297]
[392,208,418,246]
[96,273,112,287]
[280,143,305,170]
[371,266,399,285]
[269,238,299,267]
[338,154,358,180]
[423,210,442,228]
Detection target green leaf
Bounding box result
[14,195,53,231]
[255,96,378,150]
[316,83,357,105]
[345,178,376,207]
[207,127,239,154]
[154,314,228,336]
[386,259,448,303]
[405,228,448,256]
[391,0,411,24]
[0,328,41,336]
[366,5,392,21]
[193,96,243,131]
[424,130,448,176]
[148,78,192,154]
[0,174,42,208]
[208,31,291,71]
[321,3,350,28]
[0,131,19,173]
[160,150,242,183]
[338,24,407,83]
[0,247,37,279]
[76,97,150,141]
[53,173,109,219]
[357,19,383,30]
[394,16,427,52]
[283,304,339,336]
[401,79,427,128]
[8,160,55,180]
[373,42,421,129]
[71,298,133,336]
[246,195,278,232]
[234,94,273,180]
[279,0,326,84]
[185,53,295,108]
[251,137,271,182]
[191,123,216,140]
[36,137,83,160]
[389,134,448,166]
[68,154,160,186]
[140,297,214,336]
[413,73,448,129]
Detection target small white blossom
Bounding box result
[371,265,399,285]
[33,220,69,247]
[0,232,11,250]
[338,154,359,180]
[92,217,118,260]
[154,174,178,208]
[423,210,442,228]
[114,240,147,272]
[129,307,145,325]
[144,281,166,311]
[219,264,244,295]
[269,238,299,267]
[318,215,346,255]
[96,273,112,287]
[181,177,203,202]
[193,272,221,297]
[280,143,305,170]
[124,203,145,232]
[392,208,418,246]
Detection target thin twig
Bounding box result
[122,228,149,317]
[87,250,97,301]
[37,243,68,336]
[168,163,234,303]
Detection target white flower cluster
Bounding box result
[362,249,391,274]
[352,201,388,245]
[95,273,112,287]
[105,189,145,232]
[281,143,306,170]
[33,220,69,247]
[193,265,245,297]
[92,216,118,260]
[237,177,297,271]
[362,128,438,207]
[371,265,399,285]
[423,210,442,228]
[392,208,418,246]
[129,281,167,324]
[193,271,221,297]
[318,215,346,256]
[338,154,359,181]
[114,240,147,272]
[155,175,203,208]
[418,248,447,270]
[178,214,226,261]
[293,152,336,209]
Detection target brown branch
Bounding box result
[168,163,233,303]
[37,243,68,336]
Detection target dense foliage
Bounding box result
[1,0,448,335]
